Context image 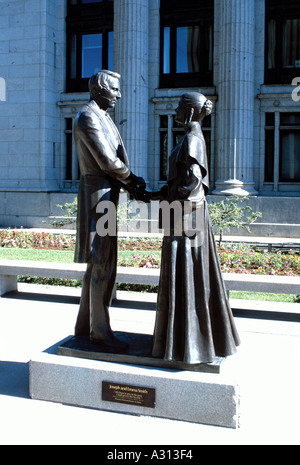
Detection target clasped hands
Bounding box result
[126,172,166,202]
[133,189,166,202]
[130,183,154,203]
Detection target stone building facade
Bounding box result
[0,0,299,235]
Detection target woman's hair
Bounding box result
[181,92,213,121]
[89,70,121,99]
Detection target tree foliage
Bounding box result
[208,196,262,245]
[49,197,139,230]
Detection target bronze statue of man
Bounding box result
[73,70,146,349]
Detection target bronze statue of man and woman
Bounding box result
[74,70,240,365]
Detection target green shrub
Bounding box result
[208,196,262,245]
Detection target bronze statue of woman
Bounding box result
[147,93,241,364]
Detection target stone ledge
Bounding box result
[1,260,300,297]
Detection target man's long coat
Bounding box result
[74,99,131,265]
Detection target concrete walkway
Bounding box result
[0,284,299,445]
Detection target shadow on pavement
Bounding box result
[4,290,156,311]
[4,290,80,306]
[232,308,300,322]
[0,361,30,399]
[3,290,299,321]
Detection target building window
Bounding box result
[280,114,300,182]
[265,112,300,187]
[64,118,80,189]
[159,114,211,181]
[159,115,185,181]
[265,0,300,84]
[66,0,114,92]
[160,0,214,88]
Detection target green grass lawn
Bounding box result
[0,248,159,263]
[0,247,299,303]
[230,291,298,303]
[0,248,75,263]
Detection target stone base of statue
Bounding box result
[29,336,240,429]
[57,334,225,373]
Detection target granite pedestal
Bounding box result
[30,336,240,429]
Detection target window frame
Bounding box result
[158,112,212,183]
[66,0,114,93]
[57,99,116,191]
[159,115,186,181]
[279,114,300,183]
[64,117,81,189]
[265,0,300,85]
[160,0,214,89]
[264,111,300,190]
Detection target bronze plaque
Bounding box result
[102,381,156,409]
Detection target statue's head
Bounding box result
[175,92,213,126]
[89,70,121,110]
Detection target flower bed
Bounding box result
[118,253,161,269]
[0,229,76,250]
[218,244,300,277]
[1,229,299,276]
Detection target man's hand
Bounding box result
[131,188,151,202]
[127,172,146,190]
[144,185,169,202]
[123,172,146,196]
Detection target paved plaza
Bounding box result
[0,283,299,445]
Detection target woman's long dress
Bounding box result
[152,124,241,364]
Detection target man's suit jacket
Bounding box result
[74,99,131,181]
[74,99,131,265]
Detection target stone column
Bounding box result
[114,0,149,182]
[213,0,257,195]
